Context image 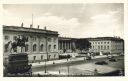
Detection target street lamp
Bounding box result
[44,59,47,73]
[67,58,70,76]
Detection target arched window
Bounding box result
[104,46,106,49]
[54,45,56,49]
[48,45,51,52]
[33,56,36,60]
[33,44,37,52]
[40,44,44,52]
[101,46,103,50]
[41,55,43,60]
[107,46,109,49]
[25,44,29,52]
[98,46,100,49]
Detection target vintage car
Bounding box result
[95,61,108,65]
[109,58,117,62]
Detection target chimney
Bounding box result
[30,24,32,28]
[44,26,47,30]
[37,25,40,29]
[21,22,23,27]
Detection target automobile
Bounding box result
[109,59,117,62]
[95,61,108,65]
[107,56,114,59]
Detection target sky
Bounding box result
[3,4,124,38]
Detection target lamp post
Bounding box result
[45,36,49,61]
[67,58,70,76]
[44,59,47,73]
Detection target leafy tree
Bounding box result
[75,39,91,53]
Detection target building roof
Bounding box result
[3,25,59,35]
[58,37,77,41]
[84,37,124,41]
[58,37,124,42]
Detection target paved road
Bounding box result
[32,56,124,76]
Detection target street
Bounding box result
[32,56,124,76]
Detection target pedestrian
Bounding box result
[94,68,98,76]
[53,61,55,64]
[59,70,60,74]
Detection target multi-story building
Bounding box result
[58,37,124,55]
[87,37,124,55]
[3,25,124,62]
[3,25,59,62]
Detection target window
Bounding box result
[48,45,51,52]
[33,56,36,60]
[53,38,57,43]
[101,46,103,50]
[41,55,43,60]
[33,44,37,52]
[107,46,109,49]
[104,46,106,49]
[98,42,100,44]
[4,35,9,40]
[40,44,44,52]
[107,42,109,44]
[104,42,106,44]
[48,38,52,42]
[54,45,56,49]
[25,44,29,52]
[98,46,100,49]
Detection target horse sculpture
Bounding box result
[5,35,28,53]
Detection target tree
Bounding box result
[75,39,91,53]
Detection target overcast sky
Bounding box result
[3,4,124,38]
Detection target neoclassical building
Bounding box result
[58,37,77,53]
[87,37,124,55]
[3,25,59,62]
[3,25,124,62]
[58,37,124,55]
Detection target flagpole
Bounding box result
[32,14,33,28]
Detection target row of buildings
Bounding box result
[3,25,124,62]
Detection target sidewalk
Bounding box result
[30,55,118,68]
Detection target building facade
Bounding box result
[58,37,76,53]
[3,25,59,62]
[87,37,124,55]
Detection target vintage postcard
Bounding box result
[2,3,125,77]
[1,1,128,81]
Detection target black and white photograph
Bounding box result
[2,3,125,77]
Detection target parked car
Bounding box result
[95,61,108,65]
[107,56,114,59]
[109,59,117,62]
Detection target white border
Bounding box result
[0,0,128,81]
